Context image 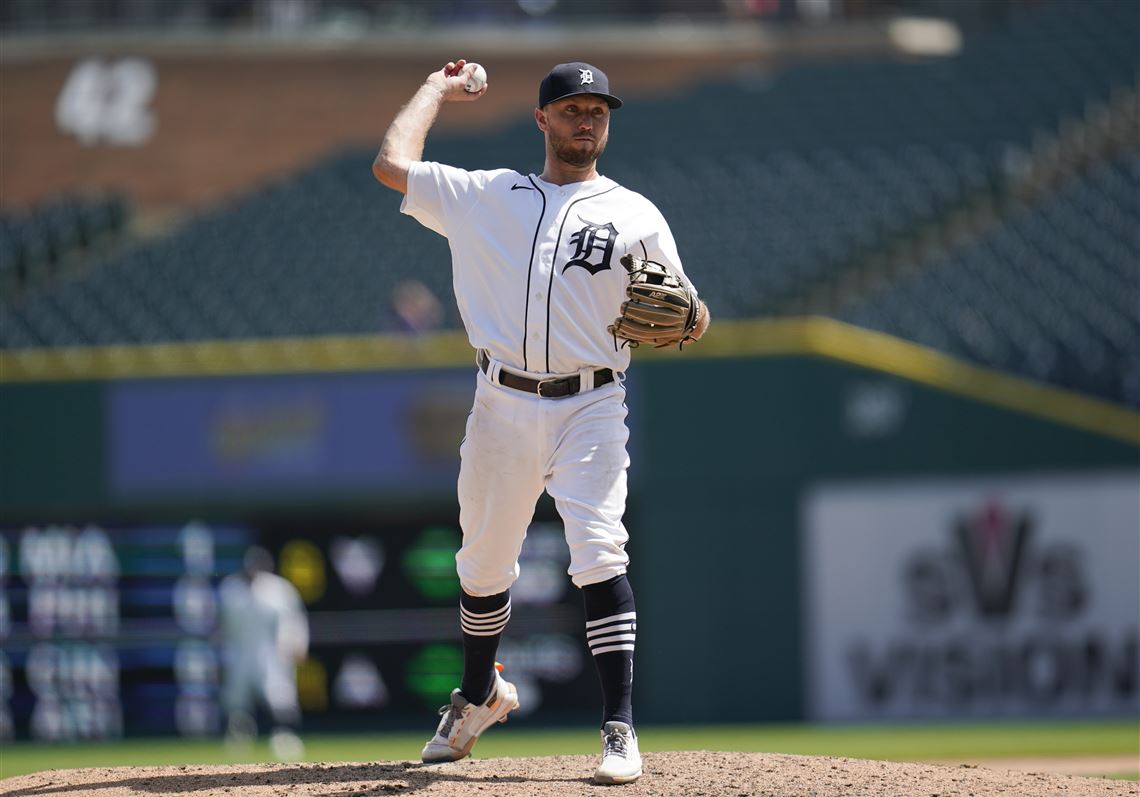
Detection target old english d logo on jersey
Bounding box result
[563,218,618,275]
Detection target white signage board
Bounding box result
[803,471,1140,720]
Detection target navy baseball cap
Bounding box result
[538,62,623,109]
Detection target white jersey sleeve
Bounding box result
[630,202,698,298]
[401,160,487,238]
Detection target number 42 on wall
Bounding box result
[55,57,157,147]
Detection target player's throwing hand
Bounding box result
[432,60,487,101]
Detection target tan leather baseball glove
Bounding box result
[608,254,700,349]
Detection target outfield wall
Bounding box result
[626,345,1137,725]
[1,319,1137,738]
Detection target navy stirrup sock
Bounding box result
[459,589,511,705]
[582,574,636,728]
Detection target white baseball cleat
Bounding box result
[421,669,520,763]
[594,721,642,784]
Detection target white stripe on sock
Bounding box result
[585,611,636,629]
[461,613,511,629]
[586,622,633,639]
[588,633,637,649]
[591,643,636,655]
[461,601,510,636]
[461,614,510,632]
[460,603,510,632]
[460,602,511,622]
[462,624,508,637]
[462,618,509,632]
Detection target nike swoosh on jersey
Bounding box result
[511,184,534,191]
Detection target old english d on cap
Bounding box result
[538,62,623,109]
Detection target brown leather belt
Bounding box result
[478,350,614,398]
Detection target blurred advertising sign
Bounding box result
[108,371,471,499]
[803,472,1139,721]
[0,522,254,741]
[1,515,595,739]
[262,516,591,726]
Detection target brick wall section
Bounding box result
[1,51,747,217]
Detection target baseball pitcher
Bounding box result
[373,59,710,785]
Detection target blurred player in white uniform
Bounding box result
[218,546,309,761]
[373,60,709,784]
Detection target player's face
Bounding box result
[541,96,610,167]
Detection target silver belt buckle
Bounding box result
[536,377,561,398]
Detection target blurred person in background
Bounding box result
[219,545,309,761]
[391,278,445,334]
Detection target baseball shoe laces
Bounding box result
[594,721,642,784]
[420,667,519,763]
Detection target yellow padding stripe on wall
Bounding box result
[813,319,1139,446]
[1,317,1136,445]
[652,317,1138,446]
[0,331,475,381]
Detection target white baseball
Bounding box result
[465,63,487,93]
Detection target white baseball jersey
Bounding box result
[402,162,698,375]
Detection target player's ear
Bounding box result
[534,106,548,132]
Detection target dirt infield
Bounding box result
[2,752,1137,797]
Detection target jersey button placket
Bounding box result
[534,281,547,349]
[527,237,555,371]
[532,192,568,373]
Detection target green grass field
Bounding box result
[2,720,1137,780]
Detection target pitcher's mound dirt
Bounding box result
[2,751,1136,797]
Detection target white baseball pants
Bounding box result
[456,361,631,596]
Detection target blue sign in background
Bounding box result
[108,370,475,498]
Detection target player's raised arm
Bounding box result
[372,60,487,194]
